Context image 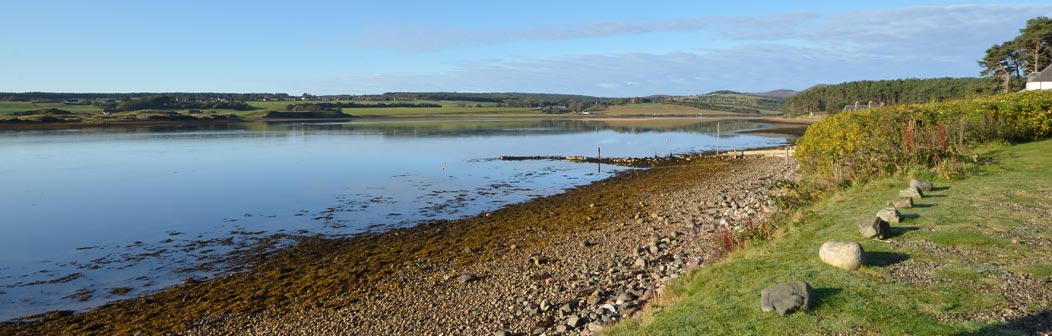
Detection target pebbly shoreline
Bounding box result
[3,153,795,335]
[187,155,796,335]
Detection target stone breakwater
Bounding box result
[186,156,796,336]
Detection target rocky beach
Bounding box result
[3,153,796,335]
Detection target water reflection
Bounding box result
[0,118,788,320]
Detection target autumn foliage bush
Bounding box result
[796,90,1052,187]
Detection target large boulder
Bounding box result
[819,241,865,270]
[876,208,901,224]
[910,178,934,192]
[899,186,923,199]
[890,197,913,209]
[857,217,891,239]
[760,281,813,315]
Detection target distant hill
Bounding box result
[657,91,786,115]
[783,77,994,115]
[745,89,798,98]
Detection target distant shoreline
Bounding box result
[0,114,814,132]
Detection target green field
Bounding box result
[662,92,786,115]
[607,139,1052,335]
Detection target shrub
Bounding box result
[796,90,1052,187]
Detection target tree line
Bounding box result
[1,92,290,102]
[110,95,254,112]
[284,102,441,112]
[782,78,993,115]
[979,17,1052,92]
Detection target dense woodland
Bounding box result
[782,77,993,115]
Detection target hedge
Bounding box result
[796,90,1052,186]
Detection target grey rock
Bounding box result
[857,217,891,239]
[559,303,573,317]
[876,207,901,224]
[566,315,583,328]
[890,197,913,209]
[899,186,923,199]
[586,294,601,306]
[648,244,660,255]
[532,327,545,336]
[639,289,654,302]
[495,331,511,336]
[457,274,478,284]
[555,324,569,333]
[760,281,813,315]
[587,322,604,332]
[616,292,636,304]
[633,257,647,269]
[910,178,934,192]
[819,241,865,270]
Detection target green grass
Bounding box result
[606,139,1052,335]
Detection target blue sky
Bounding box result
[2,1,1051,96]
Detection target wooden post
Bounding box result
[785,146,790,166]
[597,146,601,173]
[716,122,720,156]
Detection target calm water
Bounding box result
[0,118,790,320]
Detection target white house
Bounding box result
[1026,64,1052,91]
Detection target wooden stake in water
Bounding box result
[597,146,601,173]
[716,122,720,156]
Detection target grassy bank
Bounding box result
[606,139,1052,335]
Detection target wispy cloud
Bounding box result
[322,4,1052,95]
[350,5,1051,53]
[350,13,815,52]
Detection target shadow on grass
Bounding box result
[903,213,921,220]
[931,186,951,192]
[954,310,1052,336]
[885,226,920,239]
[809,287,842,310]
[913,203,937,209]
[923,194,947,198]
[866,251,910,267]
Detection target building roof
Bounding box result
[1029,64,1052,82]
